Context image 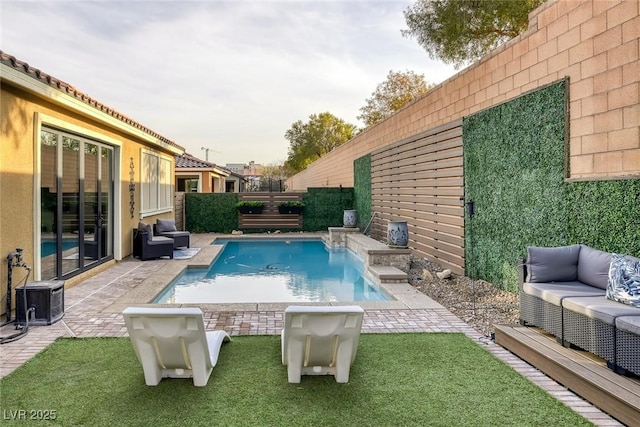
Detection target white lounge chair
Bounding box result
[281,305,364,383]
[123,307,230,387]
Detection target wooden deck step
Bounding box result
[494,324,640,427]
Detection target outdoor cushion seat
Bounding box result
[281,305,364,383]
[155,219,190,249]
[561,296,640,364]
[562,296,640,326]
[522,281,605,306]
[615,316,640,376]
[134,222,174,260]
[123,307,230,386]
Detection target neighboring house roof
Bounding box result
[0,50,184,152]
[175,153,231,177]
[175,153,215,169]
[226,170,249,181]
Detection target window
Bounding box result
[177,178,199,193]
[141,149,173,215]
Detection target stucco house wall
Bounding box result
[286,0,639,190]
[1,52,184,315]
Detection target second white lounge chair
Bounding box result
[123,307,230,387]
[281,305,364,383]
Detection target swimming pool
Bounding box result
[41,239,78,257]
[153,239,392,303]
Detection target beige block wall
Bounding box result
[287,0,640,190]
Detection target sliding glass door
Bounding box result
[40,128,114,280]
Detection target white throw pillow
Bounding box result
[606,254,640,308]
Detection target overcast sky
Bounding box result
[1,0,457,166]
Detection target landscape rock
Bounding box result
[405,256,519,338]
[436,269,452,279]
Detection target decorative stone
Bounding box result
[387,220,409,248]
[343,210,357,228]
[437,269,452,280]
[421,269,434,281]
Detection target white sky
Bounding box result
[1,0,457,166]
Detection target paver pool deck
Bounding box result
[0,233,622,426]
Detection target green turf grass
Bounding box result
[0,333,592,426]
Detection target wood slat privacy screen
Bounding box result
[370,119,464,274]
[238,192,304,229]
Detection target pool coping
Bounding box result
[105,232,445,314]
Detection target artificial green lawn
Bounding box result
[0,333,592,426]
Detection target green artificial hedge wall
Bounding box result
[353,154,372,230]
[464,78,640,293]
[184,189,355,233]
[567,179,640,255]
[185,193,238,233]
[464,79,570,293]
[302,187,354,231]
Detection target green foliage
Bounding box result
[0,335,592,426]
[185,193,238,233]
[284,112,357,174]
[357,70,433,128]
[302,187,354,231]
[353,154,372,230]
[277,201,305,208]
[236,200,265,208]
[464,79,640,293]
[403,0,544,68]
[258,162,288,191]
[464,80,569,292]
[567,179,640,256]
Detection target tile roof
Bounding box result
[0,50,184,152]
[175,153,215,169]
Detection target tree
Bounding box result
[259,161,288,191]
[357,70,433,128]
[402,0,545,69]
[284,112,357,174]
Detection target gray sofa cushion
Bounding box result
[147,235,173,245]
[156,219,177,233]
[616,316,640,335]
[138,222,153,240]
[577,245,612,289]
[562,296,640,325]
[526,245,580,283]
[522,281,605,306]
[606,254,640,308]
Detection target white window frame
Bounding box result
[140,148,173,217]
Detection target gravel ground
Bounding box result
[405,256,520,338]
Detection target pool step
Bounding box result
[367,265,408,284]
[345,233,411,271]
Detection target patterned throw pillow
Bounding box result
[606,254,640,308]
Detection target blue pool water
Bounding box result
[41,240,78,257]
[154,239,392,304]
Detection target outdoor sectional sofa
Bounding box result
[519,244,640,377]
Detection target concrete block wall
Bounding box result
[286,0,639,190]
